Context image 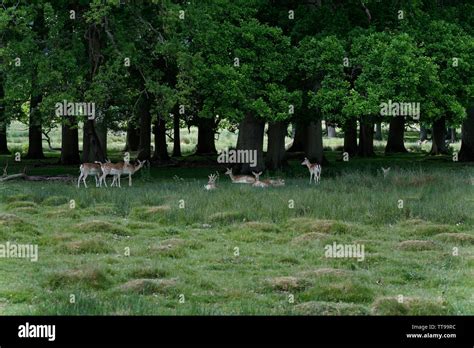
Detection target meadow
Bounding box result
[0,123,473,315]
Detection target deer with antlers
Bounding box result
[225,168,255,184]
[204,173,218,190]
[301,157,321,184]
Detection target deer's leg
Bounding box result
[83,173,88,188]
[129,174,132,187]
[118,175,121,188]
[78,173,83,188]
[100,173,107,188]
[95,175,100,187]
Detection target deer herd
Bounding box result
[78,159,146,188]
[77,156,322,189]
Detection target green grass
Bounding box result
[0,146,473,315]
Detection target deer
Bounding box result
[111,160,146,187]
[95,161,125,188]
[267,178,285,187]
[381,167,391,178]
[204,173,218,190]
[78,159,110,188]
[252,171,269,188]
[225,168,255,184]
[301,157,321,184]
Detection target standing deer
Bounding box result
[110,160,146,187]
[301,157,321,184]
[225,168,255,184]
[78,159,110,188]
[96,161,124,187]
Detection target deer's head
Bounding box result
[301,157,310,166]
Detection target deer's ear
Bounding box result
[258,171,262,175]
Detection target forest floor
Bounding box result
[0,145,473,315]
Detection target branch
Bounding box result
[42,130,61,151]
[2,161,8,176]
[137,15,165,44]
[360,0,371,23]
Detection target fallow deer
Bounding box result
[252,171,269,188]
[381,167,391,178]
[225,168,255,184]
[204,173,218,190]
[96,161,124,187]
[78,159,110,188]
[111,160,145,187]
[301,157,321,184]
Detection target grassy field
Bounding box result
[0,123,473,315]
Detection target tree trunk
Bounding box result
[326,121,336,138]
[448,128,456,143]
[25,93,45,159]
[82,23,106,163]
[125,119,140,152]
[459,107,474,162]
[195,117,217,155]
[385,117,407,153]
[0,122,8,155]
[266,121,287,170]
[430,117,448,155]
[60,116,80,164]
[153,116,169,161]
[374,122,382,141]
[82,119,106,163]
[96,119,107,159]
[420,126,429,142]
[236,113,265,174]
[172,111,181,157]
[137,94,152,161]
[304,120,324,164]
[0,84,8,154]
[343,119,358,156]
[287,122,305,152]
[358,119,375,157]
